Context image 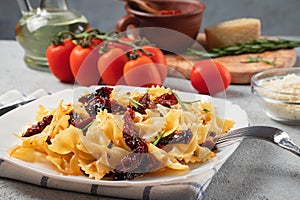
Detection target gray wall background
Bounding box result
[1,0,300,40]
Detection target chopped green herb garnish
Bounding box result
[203,108,210,113]
[128,98,143,109]
[181,99,202,104]
[152,131,165,146]
[82,120,95,133]
[169,89,202,109]
[169,89,187,110]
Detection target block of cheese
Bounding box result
[204,18,261,50]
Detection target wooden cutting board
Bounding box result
[166,35,297,84]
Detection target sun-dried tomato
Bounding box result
[78,87,114,116]
[153,93,178,108]
[134,93,152,114]
[201,140,217,151]
[113,153,160,180]
[69,111,83,126]
[85,96,112,116]
[111,100,126,114]
[78,87,113,104]
[156,129,193,149]
[112,108,160,180]
[132,92,178,114]
[122,108,148,153]
[22,115,53,137]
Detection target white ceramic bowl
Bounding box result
[251,67,300,124]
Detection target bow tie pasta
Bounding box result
[8,86,234,180]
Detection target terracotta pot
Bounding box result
[116,0,205,53]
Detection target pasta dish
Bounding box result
[8,86,234,180]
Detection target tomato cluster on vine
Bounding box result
[46,29,168,87]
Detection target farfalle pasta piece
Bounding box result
[47,153,84,176]
[148,143,189,171]
[8,146,48,163]
[79,122,130,169]
[47,101,72,138]
[146,86,171,99]
[8,131,50,161]
[48,125,81,154]
[153,105,181,138]
[216,116,235,133]
[78,159,111,180]
[164,109,182,136]
[195,123,211,144]
[35,104,51,121]
[96,110,128,150]
[134,116,165,142]
[184,145,216,163]
[76,121,130,180]
[163,134,198,161]
[47,125,94,175]
[73,103,90,119]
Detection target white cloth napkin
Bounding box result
[0,160,222,200]
[0,89,49,108]
[0,89,221,200]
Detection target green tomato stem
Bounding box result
[51,28,153,58]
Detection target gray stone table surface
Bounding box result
[0,39,300,200]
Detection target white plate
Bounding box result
[0,85,248,187]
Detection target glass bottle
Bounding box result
[16,0,89,71]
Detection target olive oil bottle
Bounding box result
[16,0,89,71]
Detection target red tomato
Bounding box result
[123,55,162,87]
[69,44,101,86]
[97,48,128,85]
[46,39,76,83]
[141,45,168,83]
[190,60,231,95]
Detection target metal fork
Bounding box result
[215,126,300,157]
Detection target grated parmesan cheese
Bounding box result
[262,74,300,94]
[259,73,300,120]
